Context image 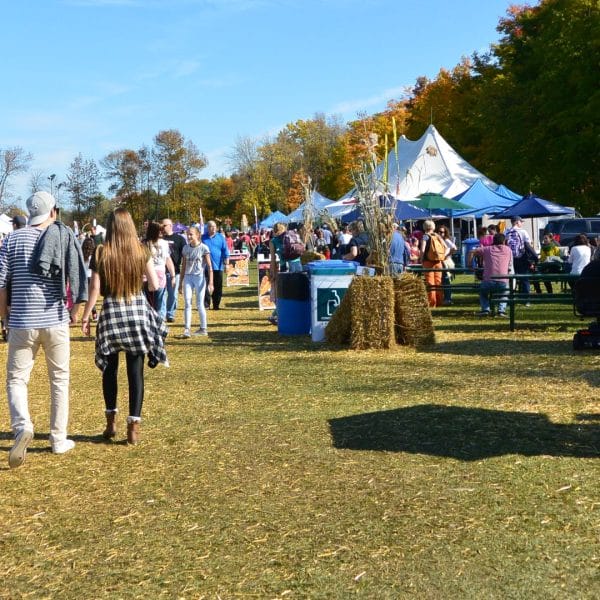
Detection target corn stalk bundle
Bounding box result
[352,133,397,276]
[301,176,315,251]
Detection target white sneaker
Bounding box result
[193,328,208,336]
[52,439,75,455]
[8,429,34,469]
[177,330,191,339]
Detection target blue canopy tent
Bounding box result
[495,184,522,202]
[259,210,289,229]
[450,179,517,218]
[492,193,576,219]
[340,196,431,224]
[492,193,576,246]
[447,180,519,237]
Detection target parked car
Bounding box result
[543,218,600,247]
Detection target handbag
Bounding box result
[443,256,455,270]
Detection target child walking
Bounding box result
[179,226,213,338]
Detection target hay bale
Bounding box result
[393,273,435,347]
[324,285,352,345]
[325,276,395,350]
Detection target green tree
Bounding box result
[473,0,600,213]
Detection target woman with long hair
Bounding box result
[143,221,175,318]
[81,208,168,444]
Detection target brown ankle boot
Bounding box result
[127,420,140,445]
[103,412,117,439]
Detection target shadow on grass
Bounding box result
[424,339,575,357]
[0,431,120,453]
[329,404,600,460]
[434,320,577,334]
[205,329,313,351]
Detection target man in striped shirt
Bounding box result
[0,192,82,468]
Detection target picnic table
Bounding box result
[489,272,579,331]
[406,265,481,296]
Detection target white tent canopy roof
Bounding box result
[379,124,495,199]
[326,125,496,217]
[0,214,14,235]
[286,190,333,222]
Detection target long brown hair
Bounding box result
[98,208,148,299]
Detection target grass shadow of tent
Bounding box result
[329,404,600,460]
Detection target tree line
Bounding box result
[0,0,597,226]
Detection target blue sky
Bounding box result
[1,0,516,204]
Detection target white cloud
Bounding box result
[172,60,201,79]
[67,81,133,110]
[330,85,410,117]
[136,59,203,82]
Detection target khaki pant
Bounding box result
[6,325,70,446]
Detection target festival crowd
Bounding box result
[1,192,598,468]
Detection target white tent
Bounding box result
[380,124,495,199]
[286,190,333,222]
[0,214,13,235]
[326,124,495,217]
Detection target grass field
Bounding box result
[0,269,598,599]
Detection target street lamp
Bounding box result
[56,182,65,202]
[48,174,56,196]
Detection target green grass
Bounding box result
[0,269,598,599]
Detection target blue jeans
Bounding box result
[479,280,508,313]
[165,273,180,320]
[154,287,167,318]
[390,262,405,275]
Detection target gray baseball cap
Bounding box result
[26,191,56,226]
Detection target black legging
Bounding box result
[102,353,145,417]
[205,269,224,309]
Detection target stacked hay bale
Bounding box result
[325,273,434,349]
[326,276,395,349]
[393,273,435,347]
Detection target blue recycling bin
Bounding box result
[306,260,358,342]
[277,272,311,335]
[461,238,481,269]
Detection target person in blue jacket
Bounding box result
[202,221,230,310]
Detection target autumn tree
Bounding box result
[152,129,207,217]
[283,113,347,198]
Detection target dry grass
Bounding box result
[0,269,598,599]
